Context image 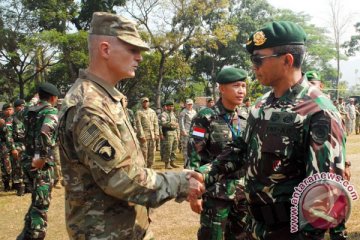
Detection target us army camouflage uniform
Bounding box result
[355,104,360,134]
[135,107,159,168]
[179,107,197,167]
[201,79,346,240]
[19,100,58,240]
[187,100,248,240]
[161,109,179,165]
[58,70,191,239]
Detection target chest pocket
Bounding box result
[209,119,232,155]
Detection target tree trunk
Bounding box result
[156,52,166,109]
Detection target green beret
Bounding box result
[246,21,306,54]
[216,67,248,84]
[90,12,149,51]
[2,103,13,111]
[306,70,322,82]
[14,99,25,107]
[165,100,174,106]
[38,82,60,97]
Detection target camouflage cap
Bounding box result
[2,103,13,111]
[13,99,25,107]
[207,97,214,102]
[90,12,149,51]
[141,97,149,102]
[216,67,248,84]
[186,99,193,104]
[38,82,60,97]
[246,21,306,54]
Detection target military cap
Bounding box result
[38,82,60,97]
[165,100,174,106]
[207,97,214,102]
[216,67,248,84]
[2,103,13,111]
[141,97,149,102]
[306,70,322,82]
[246,21,307,54]
[186,99,193,104]
[90,12,149,51]
[14,99,25,107]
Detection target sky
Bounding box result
[267,0,360,86]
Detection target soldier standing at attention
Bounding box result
[179,98,197,167]
[187,67,248,240]
[17,82,59,240]
[199,21,347,239]
[57,12,204,240]
[135,97,159,168]
[161,100,180,169]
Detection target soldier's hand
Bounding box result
[155,135,159,141]
[185,171,205,201]
[181,130,188,136]
[139,137,147,144]
[11,149,19,160]
[32,157,46,169]
[189,198,203,214]
[344,165,351,181]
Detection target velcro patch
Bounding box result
[79,123,100,147]
[192,126,206,138]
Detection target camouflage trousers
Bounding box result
[355,117,360,134]
[162,132,178,163]
[1,153,12,187]
[18,160,54,240]
[181,135,189,167]
[198,195,248,240]
[140,139,156,168]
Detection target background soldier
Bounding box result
[161,100,180,169]
[179,98,197,167]
[18,82,59,240]
[123,96,137,132]
[337,97,348,125]
[206,97,215,108]
[135,97,159,168]
[355,103,360,134]
[187,68,248,240]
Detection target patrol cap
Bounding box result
[306,70,322,82]
[207,97,214,102]
[14,99,25,107]
[165,100,174,106]
[246,21,307,54]
[90,12,149,51]
[38,82,60,97]
[186,99,193,104]
[2,103,13,111]
[141,97,149,102]
[216,67,248,84]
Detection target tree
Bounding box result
[343,22,360,56]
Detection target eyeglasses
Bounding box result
[250,53,286,67]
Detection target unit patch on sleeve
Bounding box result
[92,138,116,161]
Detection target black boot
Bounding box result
[3,180,10,192]
[16,183,25,196]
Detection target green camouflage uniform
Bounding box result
[161,109,179,164]
[201,79,346,240]
[135,107,159,168]
[0,117,12,191]
[187,100,248,240]
[19,100,58,240]
[58,70,191,239]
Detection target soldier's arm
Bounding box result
[135,111,145,139]
[40,110,59,155]
[5,119,16,151]
[161,112,172,128]
[73,107,201,208]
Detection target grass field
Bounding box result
[1,135,360,240]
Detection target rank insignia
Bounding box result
[253,31,267,46]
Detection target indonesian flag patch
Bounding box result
[192,126,206,138]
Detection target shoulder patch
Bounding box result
[92,138,116,161]
[192,126,206,138]
[79,122,101,147]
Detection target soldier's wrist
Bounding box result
[345,161,351,167]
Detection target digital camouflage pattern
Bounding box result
[19,100,58,240]
[187,100,248,240]
[135,107,159,168]
[201,79,346,240]
[58,69,190,240]
[160,109,179,164]
[179,107,197,166]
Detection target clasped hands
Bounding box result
[185,170,205,214]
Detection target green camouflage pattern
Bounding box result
[202,79,346,239]
[187,100,248,240]
[58,69,190,239]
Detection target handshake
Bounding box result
[185,170,205,214]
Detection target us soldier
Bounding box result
[179,98,197,167]
[187,67,248,240]
[161,100,180,169]
[17,82,59,240]
[57,12,204,239]
[337,97,348,125]
[53,98,64,188]
[198,21,347,239]
[135,97,159,168]
[355,103,360,134]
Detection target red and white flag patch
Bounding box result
[192,126,206,138]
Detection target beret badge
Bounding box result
[253,31,266,46]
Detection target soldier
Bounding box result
[17,82,59,240]
[306,70,324,90]
[187,67,248,240]
[135,97,159,168]
[337,97,348,125]
[161,100,180,169]
[0,103,14,192]
[57,12,203,240]
[179,98,197,167]
[53,98,64,188]
[199,21,348,239]
[206,97,215,108]
[345,98,356,135]
[355,103,360,134]
[124,96,137,132]
[239,98,251,120]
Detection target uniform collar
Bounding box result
[79,69,124,102]
[214,99,238,116]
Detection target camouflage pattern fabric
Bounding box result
[179,108,197,166]
[201,79,346,240]
[161,110,179,163]
[135,107,159,168]
[18,100,58,240]
[58,69,190,240]
[187,100,248,240]
[355,105,360,134]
